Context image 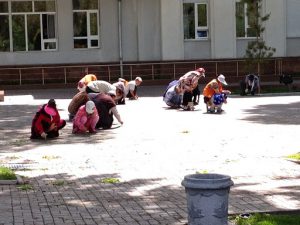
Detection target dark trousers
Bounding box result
[182,86,200,106]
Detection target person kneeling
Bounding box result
[31,99,66,139]
[72,101,99,134]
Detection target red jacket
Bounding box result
[31,105,61,138]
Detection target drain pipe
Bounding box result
[118,0,123,78]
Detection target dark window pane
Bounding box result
[12,15,26,51]
[34,1,56,12]
[236,2,245,37]
[91,39,98,47]
[44,42,56,49]
[0,2,8,13]
[183,3,195,39]
[42,14,55,39]
[247,27,256,37]
[90,13,98,35]
[73,12,87,37]
[74,39,87,48]
[73,0,98,10]
[12,1,32,12]
[27,14,41,51]
[197,4,207,27]
[0,15,10,51]
[197,30,207,38]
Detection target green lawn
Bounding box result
[233,213,300,225]
[0,166,17,180]
[286,153,300,160]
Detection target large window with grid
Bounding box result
[72,0,100,49]
[0,0,57,52]
[183,2,208,40]
[236,1,257,38]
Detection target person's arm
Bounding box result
[110,106,123,124]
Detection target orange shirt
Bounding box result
[203,79,223,98]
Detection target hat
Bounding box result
[196,67,205,73]
[44,100,57,116]
[135,77,142,82]
[78,81,86,92]
[107,89,116,96]
[85,101,95,114]
[217,74,228,85]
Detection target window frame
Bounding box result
[72,1,100,49]
[183,2,209,40]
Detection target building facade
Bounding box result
[0,0,299,67]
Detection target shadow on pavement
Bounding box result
[0,104,117,153]
[0,173,187,225]
[240,101,300,125]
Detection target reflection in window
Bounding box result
[236,2,257,38]
[73,0,98,10]
[73,12,87,37]
[12,15,26,51]
[34,1,56,12]
[0,15,10,51]
[0,2,8,13]
[27,14,41,51]
[12,1,32,12]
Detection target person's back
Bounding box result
[86,80,116,94]
[88,93,116,129]
[68,91,89,120]
[77,74,97,92]
[163,85,183,108]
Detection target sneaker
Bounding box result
[180,105,189,110]
[216,108,224,113]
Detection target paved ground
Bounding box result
[0,86,300,225]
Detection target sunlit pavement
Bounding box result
[0,86,299,225]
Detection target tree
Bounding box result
[238,0,276,74]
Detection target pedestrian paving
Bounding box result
[0,86,299,225]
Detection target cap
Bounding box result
[85,101,95,114]
[217,74,228,85]
[196,67,205,73]
[44,104,57,116]
[135,77,142,82]
[107,89,116,96]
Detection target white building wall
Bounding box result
[210,0,236,59]
[286,0,300,56]
[160,0,184,60]
[265,0,286,57]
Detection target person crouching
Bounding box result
[30,99,66,139]
[72,101,99,134]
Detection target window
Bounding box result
[183,2,208,40]
[72,0,99,49]
[0,0,57,52]
[0,2,9,51]
[236,1,257,38]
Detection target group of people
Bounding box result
[163,68,261,112]
[163,68,231,113]
[30,74,143,139]
[30,69,261,139]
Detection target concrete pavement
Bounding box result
[0,86,300,225]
